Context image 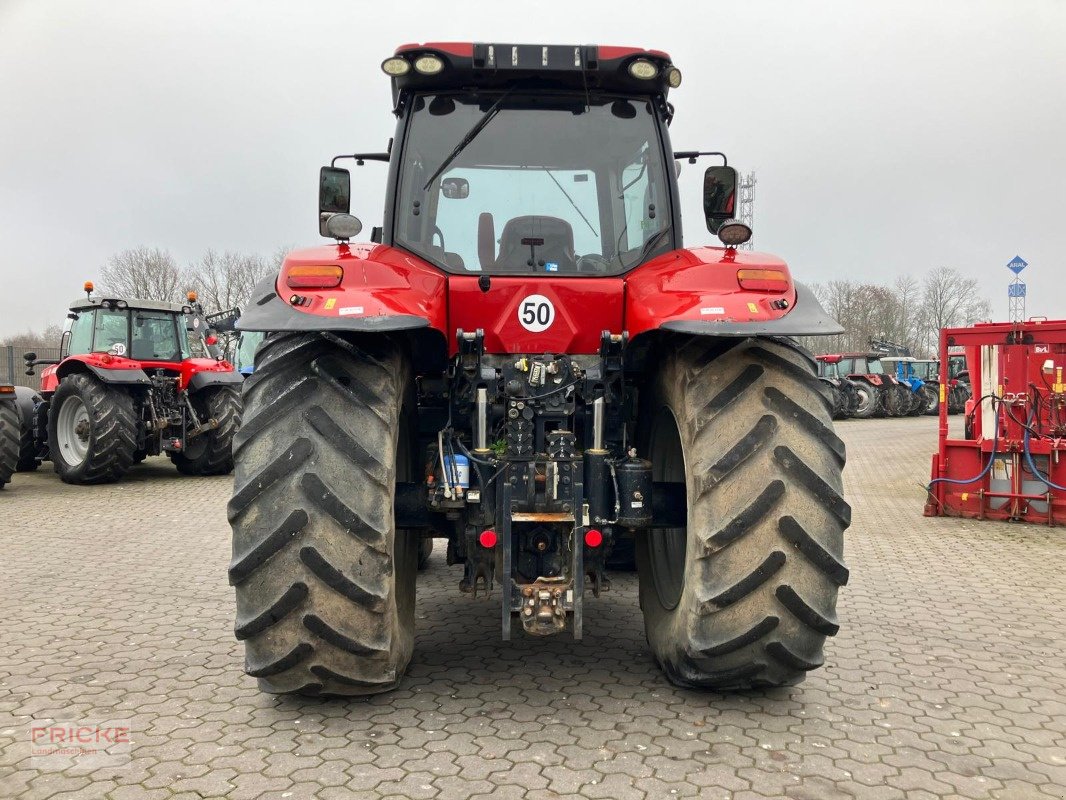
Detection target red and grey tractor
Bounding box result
[230,42,851,696]
[22,285,243,484]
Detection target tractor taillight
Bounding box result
[584,529,603,548]
[286,265,343,289]
[0,385,13,395]
[479,530,498,548]
[737,268,789,293]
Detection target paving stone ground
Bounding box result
[1,415,1064,799]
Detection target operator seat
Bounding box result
[494,215,576,272]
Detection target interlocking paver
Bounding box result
[1,416,1065,798]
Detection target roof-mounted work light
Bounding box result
[381,57,410,76]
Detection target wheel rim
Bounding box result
[56,395,91,466]
[646,407,687,611]
[855,386,872,413]
[926,390,938,411]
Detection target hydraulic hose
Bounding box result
[927,395,1000,489]
[1022,408,1066,491]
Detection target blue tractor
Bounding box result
[880,356,936,416]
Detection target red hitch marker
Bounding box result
[479,530,498,548]
[584,529,603,548]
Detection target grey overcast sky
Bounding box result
[1,0,1063,336]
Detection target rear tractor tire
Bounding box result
[14,388,41,472]
[851,380,879,419]
[0,399,19,489]
[637,337,850,690]
[229,332,418,696]
[48,373,138,485]
[171,386,242,476]
[417,538,434,571]
[922,385,940,416]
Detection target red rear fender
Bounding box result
[239,245,449,350]
[625,247,840,339]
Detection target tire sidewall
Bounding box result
[49,375,97,481]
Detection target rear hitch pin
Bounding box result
[475,387,489,452]
[592,397,605,451]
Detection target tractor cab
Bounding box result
[62,297,193,364]
[911,359,938,382]
[316,44,747,285]
[880,356,921,387]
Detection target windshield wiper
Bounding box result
[545,169,598,237]
[423,90,514,191]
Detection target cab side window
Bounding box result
[66,311,95,356]
[94,309,129,354]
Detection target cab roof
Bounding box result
[71,296,191,314]
[386,42,679,102]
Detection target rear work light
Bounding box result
[737,268,790,293]
[381,57,410,76]
[413,55,444,75]
[286,265,343,289]
[629,59,658,80]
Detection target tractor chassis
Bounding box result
[403,330,685,640]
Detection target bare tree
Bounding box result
[185,249,276,315]
[803,269,992,358]
[918,267,992,353]
[1,323,64,350]
[99,247,184,302]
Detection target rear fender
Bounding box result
[237,244,450,371]
[187,371,244,393]
[625,247,842,339]
[238,244,447,334]
[56,357,151,386]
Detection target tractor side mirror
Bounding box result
[441,177,469,200]
[703,165,737,234]
[319,166,351,237]
[23,352,36,362]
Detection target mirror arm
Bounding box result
[330,152,390,167]
[674,150,728,166]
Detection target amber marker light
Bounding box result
[286,265,343,289]
[737,269,790,293]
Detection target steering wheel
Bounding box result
[433,226,446,252]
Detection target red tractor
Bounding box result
[23,285,243,484]
[230,43,851,696]
[816,352,911,418]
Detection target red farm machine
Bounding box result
[925,318,1066,524]
[20,285,243,484]
[230,42,851,696]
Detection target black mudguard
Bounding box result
[69,364,152,386]
[237,276,429,334]
[187,371,244,393]
[659,282,844,338]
